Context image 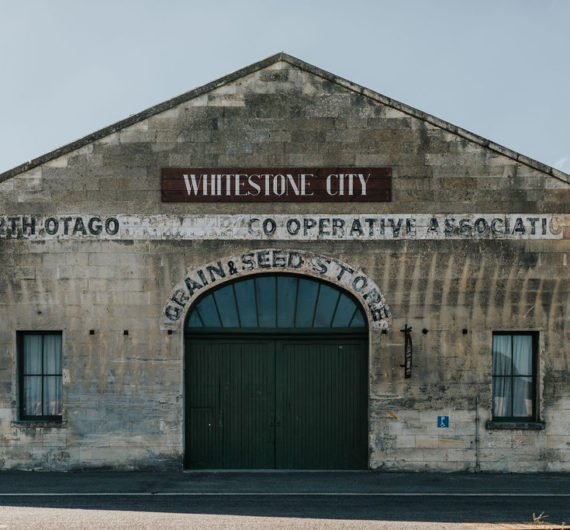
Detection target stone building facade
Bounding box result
[0,53,568,471]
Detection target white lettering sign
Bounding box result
[0,214,566,240]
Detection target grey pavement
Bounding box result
[0,470,569,494]
[0,471,569,529]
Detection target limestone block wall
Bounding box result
[0,57,568,471]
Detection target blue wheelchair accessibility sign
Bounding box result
[437,416,449,428]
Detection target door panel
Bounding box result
[185,339,275,468]
[185,340,222,468]
[185,336,367,469]
[219,340,275,468]
[276,340,368,469]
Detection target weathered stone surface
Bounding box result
[0,54,567,471]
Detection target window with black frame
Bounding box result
[19,332,63,421]
[492,332,537,421]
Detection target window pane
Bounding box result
[213,286,240,327]
[277,276,297,328]
[513,335,533,376]
[513,376,533,417]
[186,309,203,328]
[43,335,62,374]
[295,279,319,327]
[23,376,42,416]
[314,284,340,328]
[195,296,221,327]
[256,277,276,328]
[184,275,370,332]
[234,279,257,327]
[23,335,42,374]
[43,376,62,416]
[492,376,512,417]
[350,309,366,328]
[331,294,358,327]
[492,335,512,376]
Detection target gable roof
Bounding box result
[1,52,568,185]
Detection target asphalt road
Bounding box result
[0,471,568,529]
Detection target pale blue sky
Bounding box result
[1,0,569,175]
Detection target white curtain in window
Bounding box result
[492,335,511,375]
[492,377,511,417]
[43,376,62,415]
[23,336,43,415]
[24,376,42,416]
[513,376,533,416]
[23,335,42,374]
[492,335,511,417]
[42,335,62,415]
[513,335,533,417]
[513,335,532,375]
[23,334,62,417]
[43,335,62,374]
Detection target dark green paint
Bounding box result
[185,337,368,469]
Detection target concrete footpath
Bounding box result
[0,470,569,495]
[0,471,569,529]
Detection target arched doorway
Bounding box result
[184,273,369,469]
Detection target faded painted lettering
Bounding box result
[162,249,392,331]
[0,214,565,241]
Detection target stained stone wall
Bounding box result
[0,56,568,471]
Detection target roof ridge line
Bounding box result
[278,54,570,185]
[0,52,568,185]
[0,53,286,183]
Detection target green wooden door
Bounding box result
[185,339,275,469]
[185,336,367,469]
[275,339,368,469]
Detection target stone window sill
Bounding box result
[486,420,545,431]
[11,420,66,429]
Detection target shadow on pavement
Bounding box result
[0,471,568,525]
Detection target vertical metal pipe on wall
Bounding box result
[475,396,481,472]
